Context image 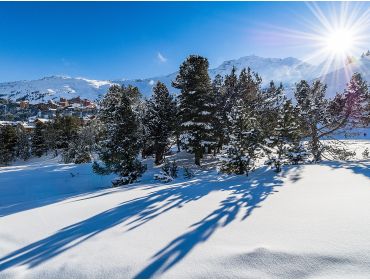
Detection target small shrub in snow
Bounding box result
[154,160,178,183]
[362,148,369,159]
[154,172,173,183]
[183,167,194,179]
[170,160,178,178]
[325,145,356,161]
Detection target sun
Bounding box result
[261,2,370,75]
[324,28,355,56]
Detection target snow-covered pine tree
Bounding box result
[93,85,146,185]
[31,121,47,157]
[259,81,286,138]
[294,80,331,162]
[268,100,303,171]
[342,73,369,127]
[211,74,226,153]
[220,67,265,175]
[0,124,18,165]
[16,124,31,161]
[145,81,176,165]
[173,96,182,153]
[220,97,261,176]
[172,55,215,165]
[222,67,239,139]
[62,121,100,164]
[295,75,368,162]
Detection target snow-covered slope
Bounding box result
[0,76,113,103]
[0,55,323,102]
[320,56,370,97]
[120,55,321,98]
[1,141,370,278]
[1,54,369,103]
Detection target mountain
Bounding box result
[0,55,364,103]
[119,55,322,98]
[0,76,113,103]
[320,55,370,96]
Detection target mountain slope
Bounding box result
[0,76,113,103]
[120,55,321,98]
[0,55,366,103]
[320,56,370,96]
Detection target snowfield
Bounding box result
[1,142,370,278]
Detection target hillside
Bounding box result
[1,140,370,278]
[0,76,113,103]
[321,56,370,95]
[0,55,323,103]
[1,55,369,104]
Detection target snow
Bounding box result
[1,140,370,278]
[0,55,325,102]
[0,76,114,104]
[320,56,370,98]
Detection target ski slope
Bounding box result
[1,142,370,278]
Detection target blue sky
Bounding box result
[0,1,369,82]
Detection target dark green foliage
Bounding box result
[47,115,81,154]
[93,85,146,185]
[16,125,31,161]
[268,100,303,171]
[172,55,215,165]
[31,122,47,157]
[0,125,18,165]
[220,68,264,176]
[145,82,177,165]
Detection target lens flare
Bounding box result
[256,2,370,78]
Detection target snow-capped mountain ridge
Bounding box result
[0,54,366,103]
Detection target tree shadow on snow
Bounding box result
[325,160,370,181]
[0,166,295,275]
[134,168,288,278]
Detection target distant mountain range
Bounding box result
[0,54,368,103]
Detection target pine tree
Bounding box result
[93,85,146,185]
[268,100,302,171]
[222,67,239,141]
[172,55,215,165]
[0,125,18,165]
[343,73,369,126]
[145,81,176,165]
[211,74,227,152]
[31,121,47,157]
[220,98,261,175]
[259,81,285,139]
[62,122,99,164]
[16,125,31,161]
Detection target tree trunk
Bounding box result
[194,148,201,166]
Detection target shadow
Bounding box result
[0,161,115,217]
[135,168,286,278]
[325,160,370,181]
[0,166,292,274]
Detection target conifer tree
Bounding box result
[145,81,177,165]
[211,74,226,152]
[172,55,215,165]
[343,73,369,126]
[220,98,262,175]
[16,125,31,161]
[31,121,47,157]
[93,85,146,185]
[0,125,18,165]
[268,100,302,171]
